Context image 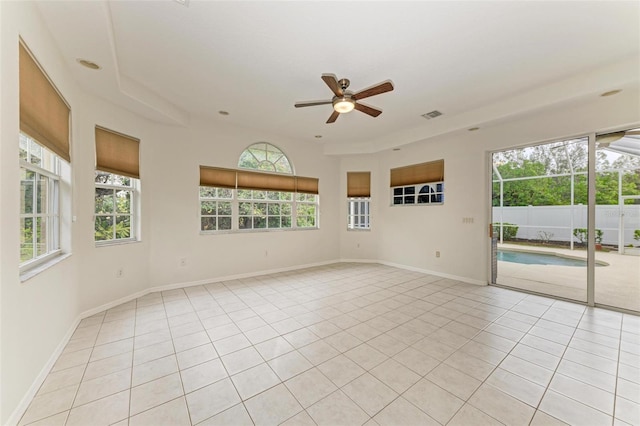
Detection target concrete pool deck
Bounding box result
[496,243,640,312]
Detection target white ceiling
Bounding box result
[35,1,640,154]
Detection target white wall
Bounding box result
[146,118,340,288]
[1,1,638,423]
[339,88,640,283]
[0,3,341,423]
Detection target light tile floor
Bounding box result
[19,263,640,426]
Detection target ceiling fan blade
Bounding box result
[353,80,394,101]
[326,110,340,124]
[295,100,333,108]
[354,102,382,117]
[321,74,343,97]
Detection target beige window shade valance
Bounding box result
[95,126,140,179]
[390,159,444,187]
[347,172,371,197]
[296,176,319,195]
[200,166,318,194]
[238,170,296,192]
[19,43,71,162]
[200,166,237,188]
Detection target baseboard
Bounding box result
[5,316,81,426]
[384,260,486,286]
[147,259,341,293]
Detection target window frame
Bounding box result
[19,135,63,273]
[391,181,444,206]
[94,171,139,246]
[347,197,371,230]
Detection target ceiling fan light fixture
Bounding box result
[333,97,355,114]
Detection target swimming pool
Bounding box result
[497,250,605,267]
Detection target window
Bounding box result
[94,126,140,244]
[392,182,444,205]
[347,171,371,230]
[199,143,319,233]
[95,172,137,242]
[19,42,70,274]
[200,187,233,231]
[390,159,444,206]
[20,134,61,267]
[348,199,370,229]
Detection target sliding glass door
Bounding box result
[491,129,640,312]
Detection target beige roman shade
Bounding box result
[347,172,371,197]
[95,126,140,179]
[237,170,296,192]
[296,176,319,194]
[19,43,71,162]
[200,166,237,188]
[390,159,444,187]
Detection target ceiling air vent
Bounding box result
[422,110,443,120]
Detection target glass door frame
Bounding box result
[487,132,597,306]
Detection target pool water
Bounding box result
[497,250,601,267]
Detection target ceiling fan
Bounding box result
[295,74,394,124]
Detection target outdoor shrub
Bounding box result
[538,231,554,244]
[635,229,640,242]
[493,223,519,240]
[573,228,603,244]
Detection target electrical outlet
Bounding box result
[435,251,441,258]
[116,268,124,278]
[180,258,187,267]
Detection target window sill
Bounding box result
[95,239,141,248]
[347,228,371,232]
[200,227,319,236]
[20,253,72,283]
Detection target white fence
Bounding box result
[492,205,640,246]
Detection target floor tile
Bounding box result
[539,389,612,425]
[556,359,616,393]
[133,340,175,365]
[342,373,397,417]
[180,358,228,394]
[20,384,77,425]
[447,403,503,426]
[485,367,546,407]
[285,368,337,408]
[426,363,481,400]
[268,350,313,381]
[244,384,303,426]
[307,390,369,426]
[254,338,294,364]
[370,358,420,394]
[185,378,241,424]
[198,403,253,426]
[499,354,554,387]
[173,331,211,353]
[403,378,464,425]
[318,354,366,387]
[443,350,496,381]
[615,396,640,425]
[213,334,251,356]
[280,410,317,426]
[468,383,535,425]
[244,324,279,345]
[344,344,388,371]
[37,365,85,396]
[283,328,320,348]
[132,354,178,387]
[298,339,340,365]
[367,333,407,357]
[511,342,561,370]
[549,373,615,414]
[373,397,439,426]
[392,346,440,376]
[231,363,280,400]
[529,410,570,426]
[324,331,363,352]
[220,346,263,375]
[130,372,184,416]
[66,390,129,426]
[74,369,131,407]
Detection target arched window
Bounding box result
[238,143,293,174]
[199,143,318,233]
